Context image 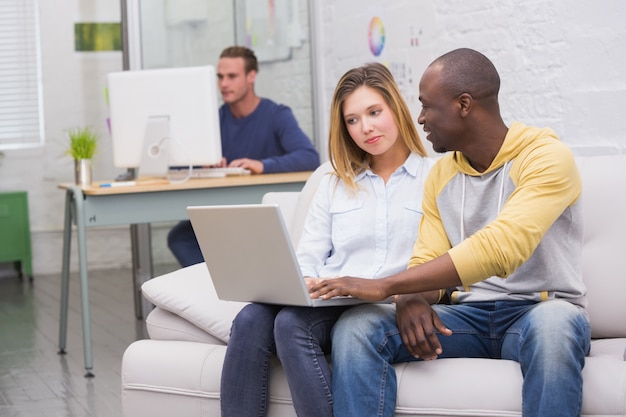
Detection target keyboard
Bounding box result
[167,166,251,179]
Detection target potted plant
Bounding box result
[67,127,98,186]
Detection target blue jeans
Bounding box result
[221,303,350,417]
[167,220,204,267]
[331,300,591,417]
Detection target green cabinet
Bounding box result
[0,191,32,279]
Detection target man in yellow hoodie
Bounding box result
[310,48,590,417]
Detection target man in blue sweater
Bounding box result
[168,46,320,267]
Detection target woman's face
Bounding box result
[342,86,399,157]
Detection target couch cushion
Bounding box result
[146,307,225,345]
[261,162,333,248]
[122,338,626,417]
[576,154,626,338]
[589,338,626,359]
[141,263,247,343]
[287,161,333,247]
[261,191,301,248]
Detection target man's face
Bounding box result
[217,57,255,105]
[417,65,461,154]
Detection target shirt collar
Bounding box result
[402,152,423,178]
[360,152,422,180]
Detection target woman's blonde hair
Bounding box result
[328,62,427,191]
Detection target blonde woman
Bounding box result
[221,62,434,417]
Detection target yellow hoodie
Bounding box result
[408,122,586,307]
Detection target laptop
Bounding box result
[187,204,367,307]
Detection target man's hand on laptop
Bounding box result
[304,277,330,290]
[309,276,388,301]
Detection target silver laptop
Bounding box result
[187,204,366,307]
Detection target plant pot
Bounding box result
[74,158,93,187]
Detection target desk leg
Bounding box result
[130,223,154,319]
[72,187,95,377]
[58,189,73,355]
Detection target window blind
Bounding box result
[0,0,44,150]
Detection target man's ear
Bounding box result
[458,92,472,117]
[247,69,257,84]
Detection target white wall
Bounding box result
[0,0,133,275]
[311,0,626,160]
[1,0,624,275]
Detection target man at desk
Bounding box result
[168,46,320,267]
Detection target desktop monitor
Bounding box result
[107,65,222,177]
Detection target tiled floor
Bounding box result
[0,263,177,417]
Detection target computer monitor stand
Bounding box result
[140,116,171,179]
[115,168,137,181]
[115,116,172,181]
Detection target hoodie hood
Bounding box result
[451,121,561,176]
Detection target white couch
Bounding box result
[122,155,626,417]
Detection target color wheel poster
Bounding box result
[312,0,440,159]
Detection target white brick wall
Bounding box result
[312,0,626,158]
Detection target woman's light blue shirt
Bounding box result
[296,152,435,279]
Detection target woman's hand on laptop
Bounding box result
[309,276,388,301]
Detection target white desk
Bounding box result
[58,172,311,376]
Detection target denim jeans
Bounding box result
[221,302,350,417]
[331,300,591,417]
[167,220,204,267]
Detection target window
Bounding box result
[0,0,44,150]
